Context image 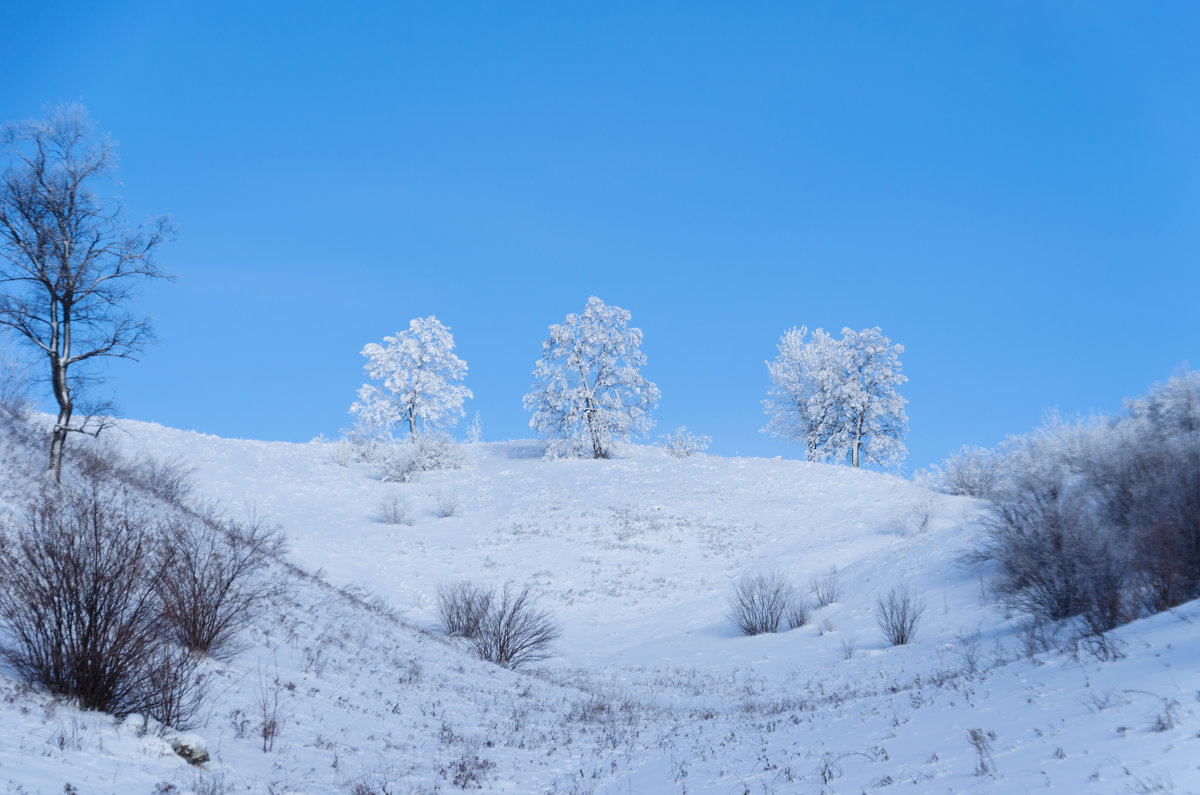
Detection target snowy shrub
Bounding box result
[157,513,284,660]
[728,571,796,635]
[940,445,1001,498]
[875,585,926,646]
[470,584,561,670]
[0,473,196,722]
[661,426,711,458]
[380,497,413,526]
[437,581,494,638]
[810,569,842,607]
[437,488,461,518]
[379,433,465,483]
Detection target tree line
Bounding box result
[349,300,908,466]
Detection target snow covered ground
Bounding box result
[1,419,1197,793]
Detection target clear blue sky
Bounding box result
[3,2,1197,472]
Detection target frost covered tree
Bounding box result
[763,326,843,462]
[0,104,172,481]
[763,325,907,468]
[524,296,660,459]
[350,316,472,439]
[836,327,908,467]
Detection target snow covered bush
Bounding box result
[875,585,926,645]
[437,488,460,518]
[377,433,464,482]
[380,496,413,525]
[728,571,797,635]
[661,426,711,458]
[524,296,660,459]
[764,325,907,468]
[350,316,473,440]
[940,445,1000,498]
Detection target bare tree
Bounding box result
[875,585,926,646]
[0,104,172,480]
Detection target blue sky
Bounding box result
[2,2,1197,471]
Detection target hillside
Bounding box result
[0,417,1197,793]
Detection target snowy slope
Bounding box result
[0,419,1197,793]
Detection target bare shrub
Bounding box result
[135,455,196,504]
[661,426,711,458]
[255,666,283,753]
[811,569,842,607]
[157,513,284,660]
[968,729,996,776]
[437,488,460,518]
[140,644,207,730]
[875,585,926,646]
[728,571,795,635]
[0,476,170,716]
[471,584,561,670]
[437,581,494,638]
[784,598,811,630]
[380,497,413,526]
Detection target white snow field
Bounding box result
[1,419,1198,793]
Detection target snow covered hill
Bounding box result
[1,419,1197,793]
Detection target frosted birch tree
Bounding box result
[524,296,660,459]
[763,325,907,468]
[351,316,472,439]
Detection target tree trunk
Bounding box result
[851,412,864,468]
[585,401,605,458]
[49,356,72,482]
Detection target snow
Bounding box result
[0,417,1197,793]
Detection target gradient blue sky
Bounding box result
[3,2,1197,471]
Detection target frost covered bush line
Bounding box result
[875,585,926,646]
[973,370,1200,634]
[728,571,797,636]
